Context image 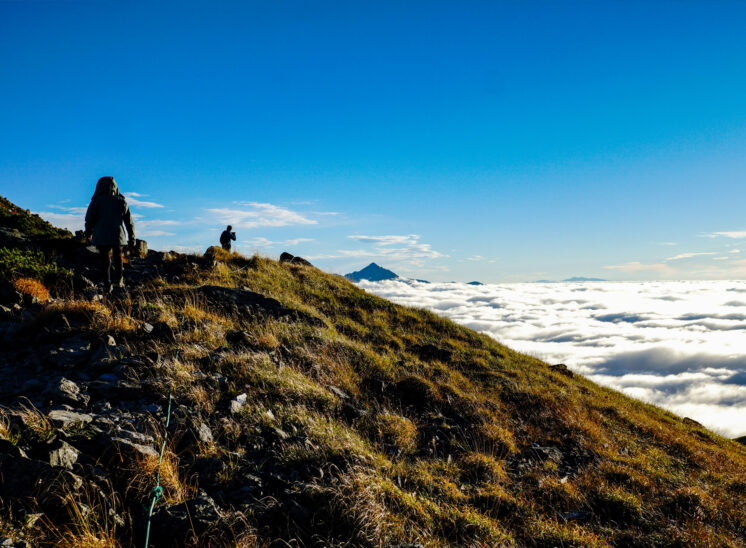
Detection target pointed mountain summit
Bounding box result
[345,262,398,282]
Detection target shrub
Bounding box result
[0,247,68,283]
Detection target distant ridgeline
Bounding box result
[344,262,399,282]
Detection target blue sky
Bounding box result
[2,1,746,281]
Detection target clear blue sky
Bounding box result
[2,1,746,281]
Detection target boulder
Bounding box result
[48,377,89,406]
[279,251,313,267]
[197,423,214,444]
[131,239,148,258]
[230,393,248,415]
[549,363,574,378]
[48,409,93,428]
[49,440,79,470]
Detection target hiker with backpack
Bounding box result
[220,225,236,251]
[84,176,135,292]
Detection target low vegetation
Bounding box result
[1,211,745,545]
[0,247,69,284]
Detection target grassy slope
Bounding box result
[125,252,746,546]
[0,196,72,239]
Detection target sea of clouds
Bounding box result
[357,279,746,438]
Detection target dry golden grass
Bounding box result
[35,299,110,325]
[188,385,216,415]
[10,250,746,546]
[0,408,15,443]
[16,402,54,439]
[133,448,195,505]
[13,277,50,301]
[42,486,122,548]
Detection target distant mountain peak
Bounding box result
[345,262,399,282]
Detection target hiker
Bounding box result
[84,176,135,291]
[220,225,236,251]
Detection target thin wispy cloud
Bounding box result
[35,211,84,232]
[359,279,746,438]
[603,262,673,274]
[36,203,86,231]
[337,234,445,263]
[139,230,176,237]
[348,234,419,246]
[665,252,717,261]
[703,231,746,239]
[138,219,180,228]
[207,202,316,229]
[246,237,315,248]
[123,193,164,208]
[310,234,445,272]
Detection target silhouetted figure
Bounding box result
[84,177,135,292]
[220,225,236,251]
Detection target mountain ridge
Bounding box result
[1,195,745,546]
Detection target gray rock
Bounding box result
[48,409,93,427]
[114,428,155,446]
[230,393,248,414]
[328,385,350,400]
[198,422,213,443]
[110,437,158,459]
[49,377,89,405]
[49,440,79,469]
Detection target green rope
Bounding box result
[144,393,172,548]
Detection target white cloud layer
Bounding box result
[358,279,746,438]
